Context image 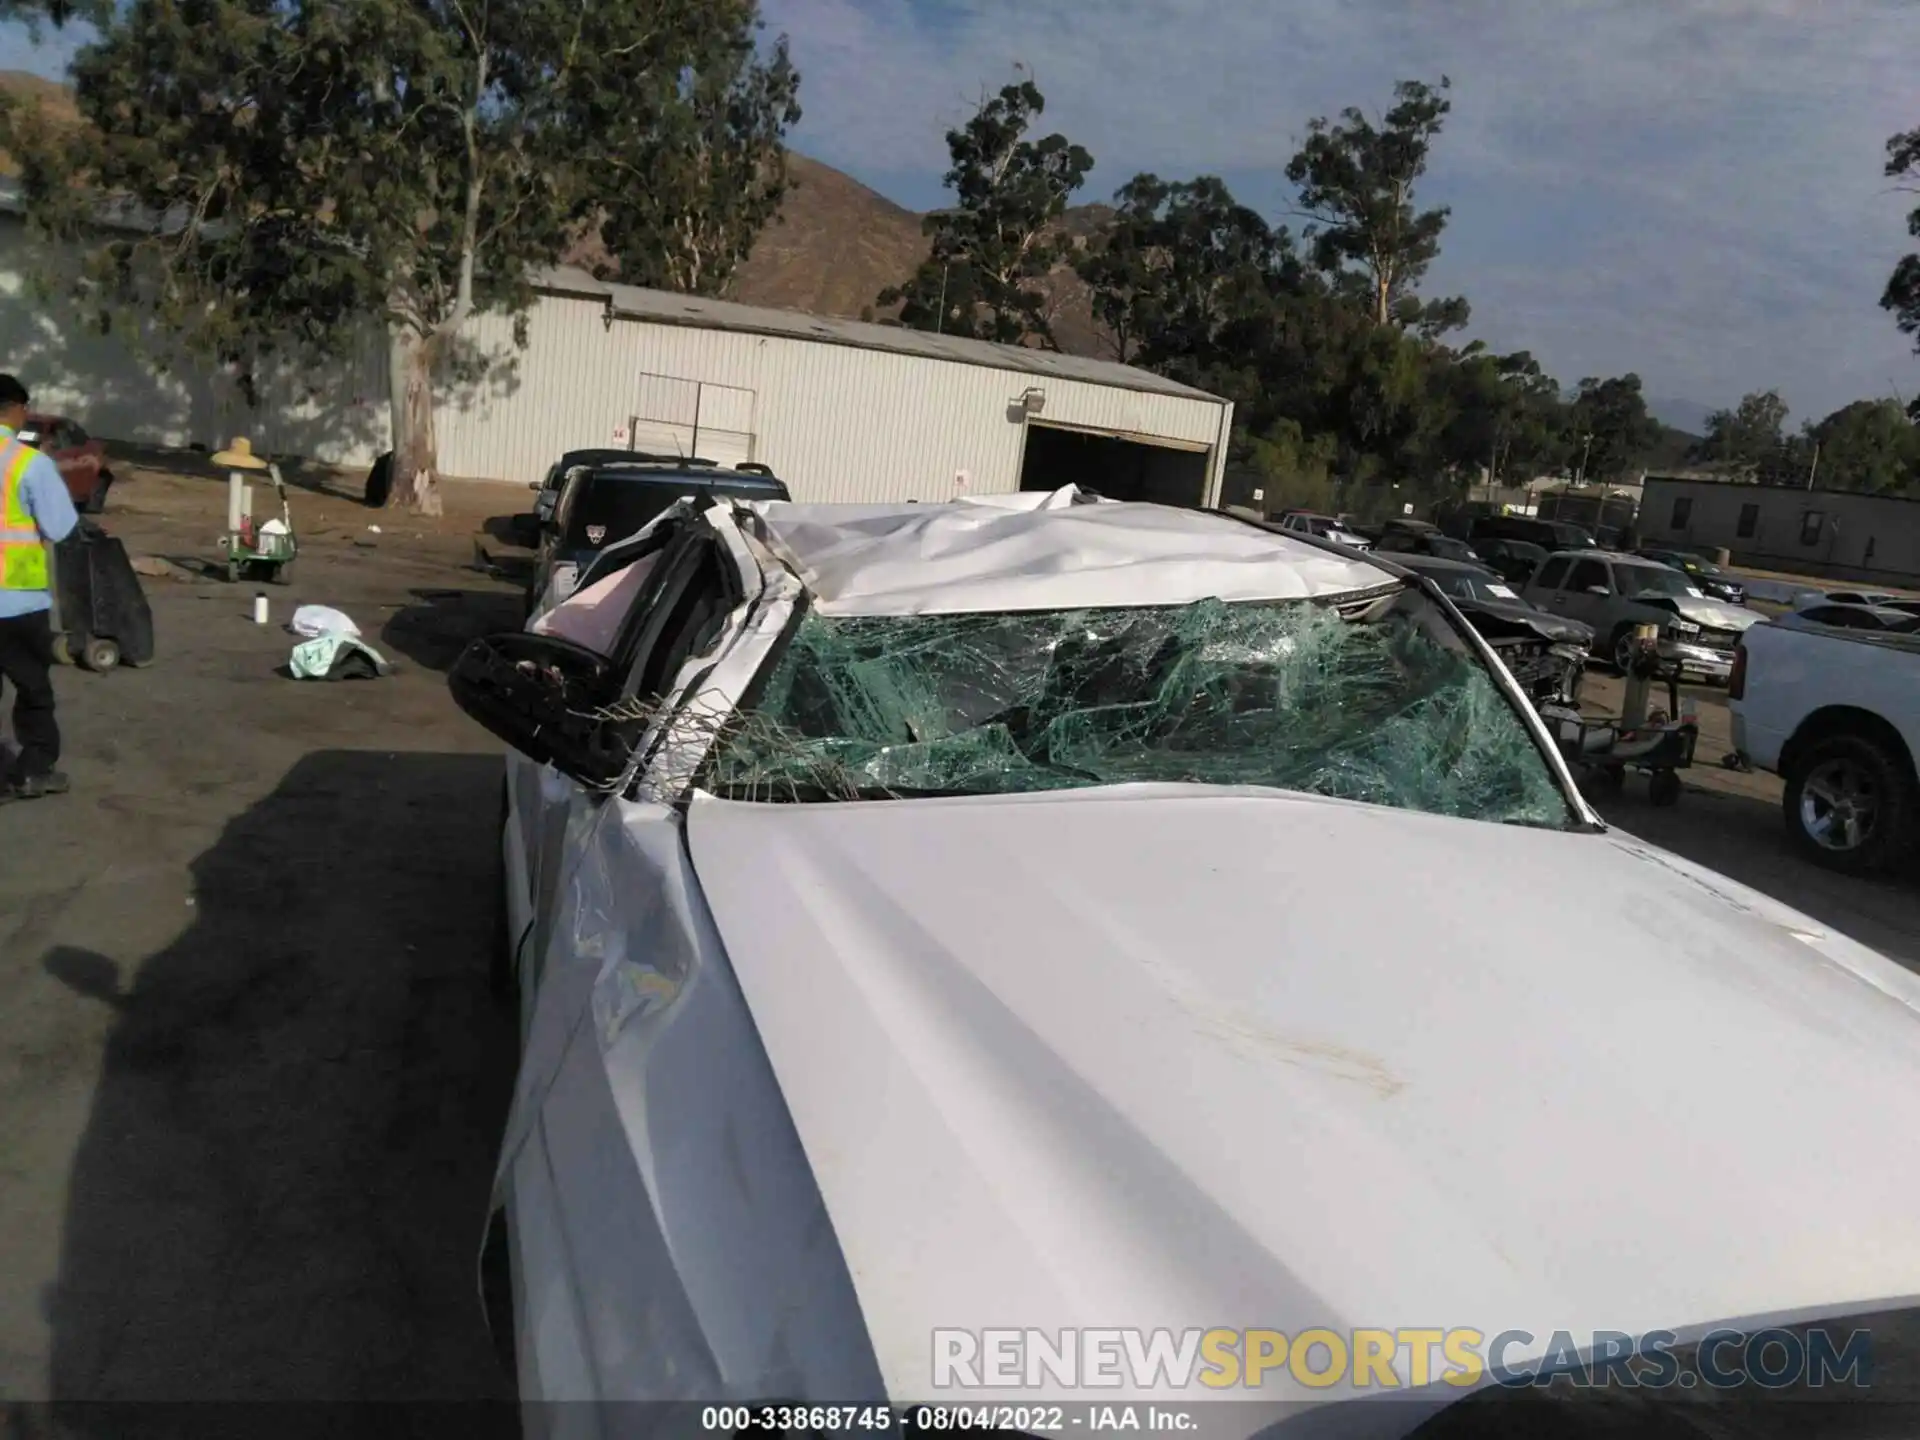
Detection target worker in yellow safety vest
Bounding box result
[0,373,78,801]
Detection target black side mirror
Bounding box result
[447,632,641,789]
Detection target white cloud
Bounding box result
[761,0,1920,422]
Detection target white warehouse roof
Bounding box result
[531,266,1221,403]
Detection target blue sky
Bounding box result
[754,0,1920,430]
[7,2,1919,429]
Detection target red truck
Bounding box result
[18,413,117,513]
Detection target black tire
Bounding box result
[1649,769,1682,807]
[50,634,72,666]
[225,559,242,584]
[1609,624,1638,675]
[83,638,120,672]
[1783,731,1918,875]
[271,561,293,586]
[364,451,393,509]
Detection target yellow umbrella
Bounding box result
[212,437,270,471]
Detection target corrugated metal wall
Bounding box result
[0,218,389,465]
[0,217,1231,500]
[254,333,389,466]
[0,223,225,448]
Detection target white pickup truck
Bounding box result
[1730,611,1920,874]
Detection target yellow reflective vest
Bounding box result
[0,439,48,591]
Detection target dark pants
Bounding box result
[0,608,59,780]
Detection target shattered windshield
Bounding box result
[702,590,1576,827]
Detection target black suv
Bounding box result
[528,458,790,616]
[1634,547,1747,606]
[1372,523,1487,565]
[1469,514,1596,552]
[528,448,649,527]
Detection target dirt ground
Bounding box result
[4,462,1920,1430]
[0,457,528,1427]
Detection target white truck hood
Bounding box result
[686,786,1920,1412]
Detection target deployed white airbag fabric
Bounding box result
[531,550,663,656]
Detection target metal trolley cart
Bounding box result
[1538,624,1698,807]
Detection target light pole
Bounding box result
[1575,432,1594,488]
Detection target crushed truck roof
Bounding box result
[733,489,1395,618]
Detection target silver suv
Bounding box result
[1522,550,1758,682]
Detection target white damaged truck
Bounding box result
[1730,609,1920,874]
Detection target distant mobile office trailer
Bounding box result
[1642,475,1920,587]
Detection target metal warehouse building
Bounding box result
[440,272,1235,506]
[0,193,1233,506]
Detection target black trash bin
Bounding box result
[48,521,155,672]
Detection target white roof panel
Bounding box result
[532,267,1222,402]
[734,490,1396,617]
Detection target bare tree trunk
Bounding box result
[386,324,442,516]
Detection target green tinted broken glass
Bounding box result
[705,596,1574,827]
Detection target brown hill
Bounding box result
[728,153,930,317]
[0,72,1116,357]
[730,157,1112,356]
[0,70,82,176]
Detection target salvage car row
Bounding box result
[1331,522,1762,688]
[1318,517,1920,881]
[445,473,1920,1438]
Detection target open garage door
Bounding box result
[1017,422,1213,508]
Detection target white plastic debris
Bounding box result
[289,604,363,639]
[290,633,393,680]
[367,524,383,534]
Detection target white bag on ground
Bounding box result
[290,604,362,639]
[289,634,393,680]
